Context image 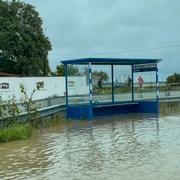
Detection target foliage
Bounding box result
[20,83,40,126]
[0,123,32,143]
[0,96,5,119]
[0,0,52,76]
[5,96,20,125]
[0,96,20,126]
[0,84,39,127]
[55,64,80,76]
[166,73,180,84]
[55,64,65,76]
[92,70,108,82]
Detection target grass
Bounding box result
[0,123,32,143]
[0,113,66,143]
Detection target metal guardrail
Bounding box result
[27,95,180,119]
[7,89,180,120]
[18,104,66,119]
[38,104,65,117]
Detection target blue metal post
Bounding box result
[156,65,159,111]
[111,64,115,103]
[65,64,69,118]
[88,62,93,119]
[131,65,134,101]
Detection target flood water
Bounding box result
[1,109,180,179]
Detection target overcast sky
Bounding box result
[23,0,180,80]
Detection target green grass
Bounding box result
[0,123,32,143]
[0,113,66,143]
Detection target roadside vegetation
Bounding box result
[0,85,38,143]
[0,123,32,143]
[0,84,65,143]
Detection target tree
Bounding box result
[0,0,52,76]
[92,70,108,89]
[56,64,64,76]
[92,70,108,82]
[166,73,180,84]
[55,64,80,76]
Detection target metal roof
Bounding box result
[61,58,161,65]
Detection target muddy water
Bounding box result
[0,110,180,179]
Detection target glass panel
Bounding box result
[67,64,89,105]
[114,65,132,102]
[92,65,112,104]
[134,71,156,100]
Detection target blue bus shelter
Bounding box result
[61,58,161,119]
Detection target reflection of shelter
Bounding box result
[61,58,161,119]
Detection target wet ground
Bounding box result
[0,105,180,180]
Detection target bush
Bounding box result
[0,96,20,127]
[0,123,32,143]
[20,83,40,127]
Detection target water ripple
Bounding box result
[0,113,180,179]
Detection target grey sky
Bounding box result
[23,0,180,80]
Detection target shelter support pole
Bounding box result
[88,62,92,105]
[111,64,115,103]
[65,64,68,118]
[88,62,93,119]
[131,65,134,101]
[156,65,159,110]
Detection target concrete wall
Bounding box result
[0,77,89,102]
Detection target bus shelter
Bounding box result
[61,58,161,119]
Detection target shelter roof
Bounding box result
[61,58,161,65]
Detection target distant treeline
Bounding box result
[166,73,180,84]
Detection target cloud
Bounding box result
[23,0,180,79]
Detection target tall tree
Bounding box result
[0,0,52,76]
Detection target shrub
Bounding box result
[0,96,20,127]
[20,84,40,127]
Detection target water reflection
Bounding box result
[1,112,180,179]
[63,114,162,176]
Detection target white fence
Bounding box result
[0,77,89,102]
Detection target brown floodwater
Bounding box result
[0,106,180,180]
